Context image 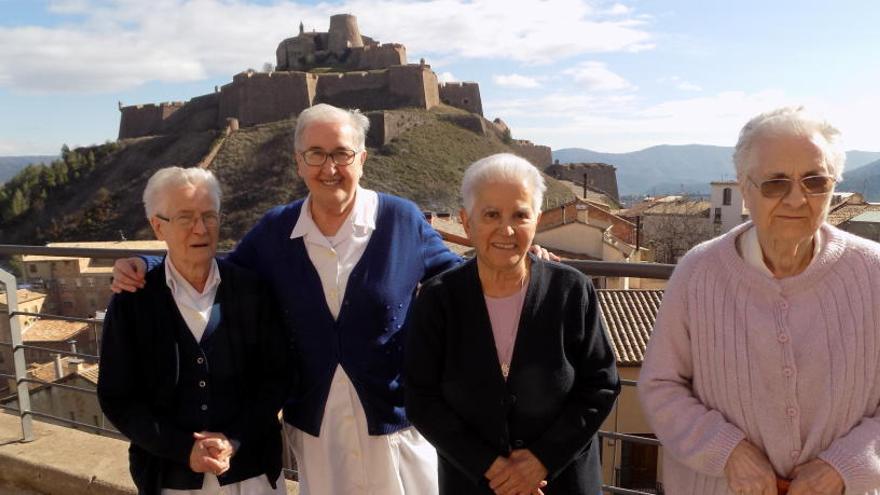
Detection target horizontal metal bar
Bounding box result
[598,430,662,446]
[602,484,656,495]
[20,377,98,395]
[0,403,21,413]
[27,409,119,435]
[567,259,673,280]
[0,245,674,279]
[7,311,104,325]
[0,244,175,259]
[620,378,638,387]
[3,342,98,360]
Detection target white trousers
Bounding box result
[287,366,439,495]
[161,473,286,495]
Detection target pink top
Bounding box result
[485,283,528,378]
[638,222,880,494]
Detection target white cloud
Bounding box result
[605,3,632,15]
[562,61,635,92]
[493,73,541,89]
[0,0,653,93]
[659,76,702,92]
[437,71,458,83]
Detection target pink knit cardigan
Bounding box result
[638,222,880,494]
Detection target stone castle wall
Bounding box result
[439,82,483,116]
[508,140,552,168]
[219,71,317,127]
[352,43,406,70]
[365,110,431,147]
[118,102,183,139]
[545,162,620,202]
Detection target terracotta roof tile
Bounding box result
[597,289,664,366]
[22,320,90,343]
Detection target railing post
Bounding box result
[0,267,34,442]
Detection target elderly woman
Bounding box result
[98,167,292,495]
[639,107,880,495]
[405,153,620,495]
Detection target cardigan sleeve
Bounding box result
[97,295,195,464]
[416,206,462,280]
[817,404,880,492]
[404,282,501,484]
[637,255,746,478]
[529,278,621,479]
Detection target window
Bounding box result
[714,207,722,224]
[75,278,82,288]
[28,265,37,274]
[617,436,660,492]
[86,278,95,288]
[58,277,66,286]
[723,187,732,206]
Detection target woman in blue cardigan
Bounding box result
[405,154,620,495]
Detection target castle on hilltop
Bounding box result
[118,14,484,140]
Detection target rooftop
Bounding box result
[0,289,47,307]
[23,320,90,343]
[597,289,664,366]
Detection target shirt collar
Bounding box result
[164,256,221,300]
[290,186,377,240]
[741,225,823,277]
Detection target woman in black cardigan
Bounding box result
[405,153,620,495]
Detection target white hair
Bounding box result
[294,103,370,151]
[733,106,846,181]
[142,166,221,220]
[461,153,546,215]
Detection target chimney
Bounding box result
[54,354,64,380]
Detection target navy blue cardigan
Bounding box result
[227,193,460,435]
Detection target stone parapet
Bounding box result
[0,412,299,494]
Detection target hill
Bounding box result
[0,156,58,184]
[554,146,880,196]
[839,158,880,201]
[0,109,575,246]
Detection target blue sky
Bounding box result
[1,0,878,155]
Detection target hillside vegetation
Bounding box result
[0,109,574,245]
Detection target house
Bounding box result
[21,240,166,317]
[0,289,47,394]
[827,193,880,243]
[620,196,717,264]
[709,181,749,233]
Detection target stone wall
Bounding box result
[508,140,552,168]
[365,110,431,147]
[354,44,407,70]
[545,162,620,203]
[439,82,483,116]
[118,102,184,139]
[439,113,488,136]
[219,71,317,127]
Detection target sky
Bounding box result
[1,0,879,156]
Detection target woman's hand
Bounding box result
[111,257,146,293]
[788,459,843,495]
[485,454,548,495]
[724,440,778,495]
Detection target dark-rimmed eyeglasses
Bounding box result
[747,175,837,198]
[155,211,221,229]
[300,148,359,167]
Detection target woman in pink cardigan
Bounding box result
[639,107,880,495]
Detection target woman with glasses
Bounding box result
[98,167,293,494]
[638,107,880,495]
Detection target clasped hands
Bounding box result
[724,440,844,495]
[485,449,549,495]
[189,431,236,476]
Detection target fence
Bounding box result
[0,244,674,493]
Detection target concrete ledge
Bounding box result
[0,412,298,494]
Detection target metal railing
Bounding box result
[0,244,674,491]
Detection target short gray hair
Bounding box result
[143,166,221,220]
[733,106,846,181]
[294,103,370,152]
[461,153,546,215]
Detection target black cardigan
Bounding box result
[405,255,620,494]
[98,259,294,495]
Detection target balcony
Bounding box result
[0,244,673,494]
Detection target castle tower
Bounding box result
[327,14,363,54]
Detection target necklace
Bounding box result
[487,278,528,380]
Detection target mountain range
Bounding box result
[0,156,58,184]
[553,146,880,197]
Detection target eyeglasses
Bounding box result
[156,211,221,229]
[300,148,359,167]
[747,175,837,198]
